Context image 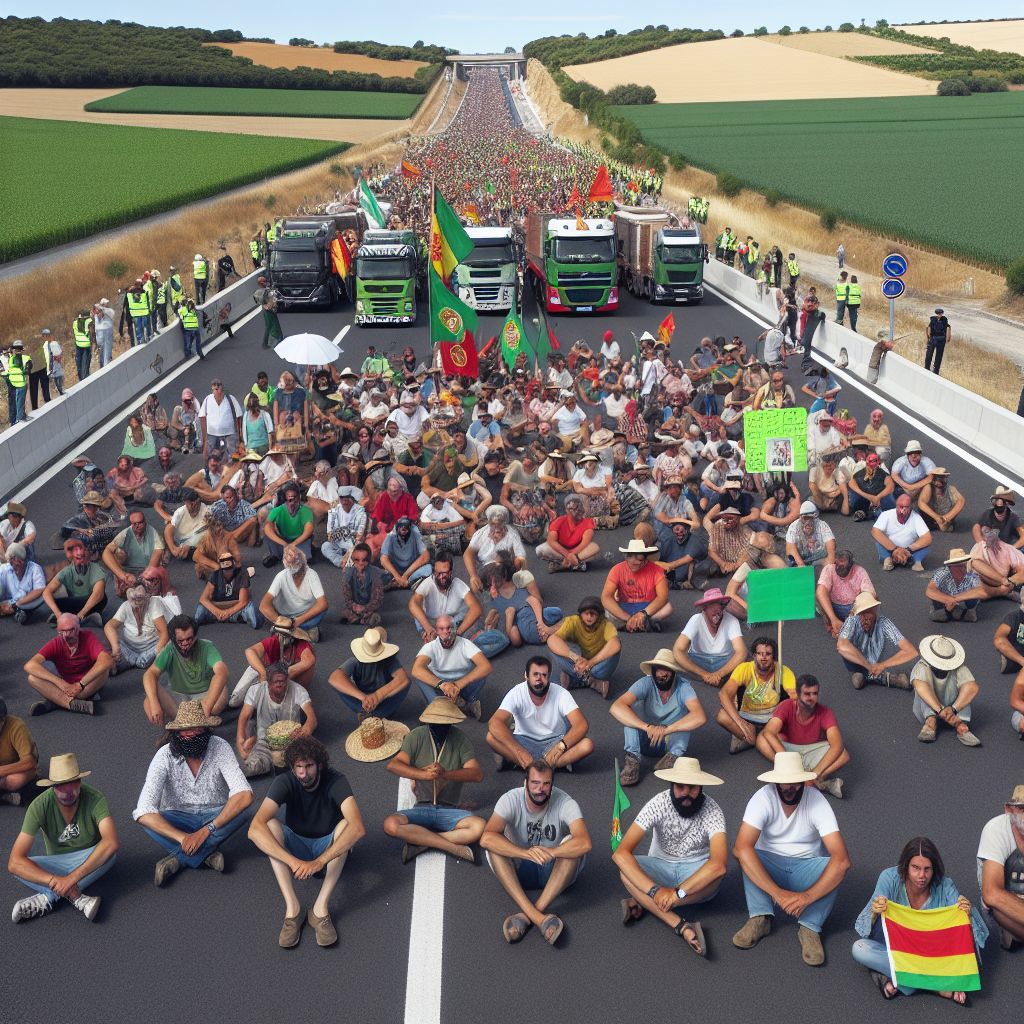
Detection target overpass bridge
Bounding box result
[447,51,526,81]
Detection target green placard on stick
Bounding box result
[746,566,816,623]
[743,408,808,473]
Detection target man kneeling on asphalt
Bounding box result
[479,760,593,946]
[836,592,916,692]
[236,660,317,778]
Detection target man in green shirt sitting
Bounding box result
[102,510,165,598]
[42,539,110,624]
[142,613,229,724]
[263,482,314,567]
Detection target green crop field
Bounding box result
[86,85,420,119]
[616,92,1024,269]
[0,117,349,263]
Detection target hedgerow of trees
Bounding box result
[605,83,656,104]
[524,25,724,67]
[332,40,455,62]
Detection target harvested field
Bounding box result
[566,36,935,103]
[897,19,1024,56]
[207,41,427,77]
[765,31,937,56]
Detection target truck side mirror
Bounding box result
[703,246,710,264]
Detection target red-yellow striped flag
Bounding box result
[882,903,980,992]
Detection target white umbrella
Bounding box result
[273,333,341,365]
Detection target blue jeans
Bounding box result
[265,537,312,560]
[413,675,487,706]
[852,937,917,995]
[140,806,249,868]
[282,825,333,861]
[133,314,151,344]
[515,606,563,645]
[183,328,202,358]
[403,805,474,831]
[553,651,620,686]
[383,563,432,587]
[13,385,27,424]
[874,541,929,565]
[194,601,260,629]
[741,850,838,933]
[635,854,718,902]
[74,346,91,382]
[624,728,691,759]
[97,332,113,366]
[336,687,407,720]
[849,493,896,516]
[684,648,733,674]
[471,628,511,659]
[511,852,586,890]
[16,846,116,903]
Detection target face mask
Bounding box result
[169,730,211,759]
[653,671,675,692]
[671,790,705,819]
[776,783,804,807]
[428,724,451,748]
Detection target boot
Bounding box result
[619,753,641,786]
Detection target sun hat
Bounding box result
[266,446,287,457]
[165,699,221,731]
[578,595,603,615]
[991,486,1016,505]
[577,452,598,464]
[718,506,742,517]
[338,486,359,500]
[654,756,724,787]
[217,550,236,564]
[919,635,966,672]
[457,472,474,489]
[350,627,399,664]
[850,434,870,447]
[345,716,408,762]
[37,753,91,787]
[633,462,651,474]
[904,439,923,454]
[72,455,94,469]
[419,698,466,725]
[80,490,112,508]
[851,592,881,615]
[664,476,683,487]
[6,501,27,517]
[757,751,817,784]
[943,548,971,566]
[618,538,659,555]
[799,500,818,516]
[695,587,730,608]
[1008,785,1024,807]
[589,428,615,449]
[266,720,302,767]
[272,615,309,642]
[240,450,263,463]
[931,466,950,477]
[934,307,944,315]
[640,649,683,676]
[639,330,656,342]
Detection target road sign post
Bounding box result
[881,254,908,342]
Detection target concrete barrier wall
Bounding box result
[1,271,258,502]
[703,258,1024,481]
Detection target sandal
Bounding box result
[621,898,645,925]
[540,914,564,946]
[674,918,706,957]
[502,913,532,944]
[870,971,899,1000]
[940,991,970,1007]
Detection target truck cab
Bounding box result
[526,214,618,314]
[268,217,343,310]
[354,229,420,326]
[454,226,516,313]
[653,227,708,304]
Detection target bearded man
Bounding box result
[410,614,491,720]
[978,784,1024,951]
[142,614,229,724]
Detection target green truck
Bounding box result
[525,213,619,314]
[615,206,709,305]
[354,229,421,326]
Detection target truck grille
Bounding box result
[364,284,405,294]
[667,270,697,284]
[565,287,606,304]
[469,268,502,279]
[369,300,401,314]
[558,271,611,284]
[473,286,502,301]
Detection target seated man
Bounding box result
[890,439,934,500]
[263,482,314,567]
[486,655,593,772]
[409,553,483,640]
[916,466,964,533]
[379,516,431,589]
[25,613,113,717]
[185,452,229,504]
[871,494,932,573]
[757,674,848,799]
[163,488,209,562]
[911,635,981,747]
[134,700,253,886]
[464,506,526,591]
[601,538,672,633]
[653,477,700,550]
[195,550,259,630]
[707,507,753,578]
[996,590,1024,676]
[612,650,706,786]
[717,636,797,754]
[338,543,386,627]
[926,548,988,623]
[209,485,259,550]
[977,784,1024,952]
[815,550,875,639]
[258,545,328,643]
[384,698,486,863]
[236,660,317,778]
[7,752,118,923]
[329,627,410,721]
[847,451,895,522]
[247,736,365,948]
[658,516,710,591]
[972,485,1024,549]
[192,515,241,580]
[836,592,915,691]
[545,595,622,699]
[142,614,229,724]
[672,588,748,688]
[0,698,39,806]
[479,760,593,945]
[61,489,125,562]
[104,584,169,672]
[322,487,368,567]
[535,496,600,573]
[732,751,851,965]
[411,616,491,720]
[0,542,46,625]
[612,756,726,954]
[102,510,165,598]
[230,615,316,708]
[786,502,836,567]
[970,525,1024,599]
[42,539,109,625]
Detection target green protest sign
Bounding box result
[743,408,808,473]
[746,566,816,623]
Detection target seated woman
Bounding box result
[241,392,275,457]
[108,455,149,505]
[138,393,170,446]
[122,414,157,462]
[759,478,801,542]
[852,836,987,1004]
[481,555,562,649]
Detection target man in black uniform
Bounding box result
[925,307,951,375]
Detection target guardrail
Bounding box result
[0,270,259,503]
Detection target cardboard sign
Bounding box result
[744,408,808,473]
[746,565,816,623]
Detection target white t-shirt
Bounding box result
[976,814,1020,898]
[415,576,470,620]
[600,340,621,362]
[113,598,165,646]
[553,405,587,435]
[681,610,742,657]
[199,393,242,435]
[267,567,324,617]
[468,527,525,566]
[244,679,311,741]
[421,501,462,525]
[603,393,628,420]
[573,466,611,486]
[0,519,36,547]
[742,784,839,859]
[388,405,430,438]
[260,456,294,487]
[170,503,209,545]
[417,635,481,679]
[875,509,929,548]
[307,478,340,505]
[498,680,578,741]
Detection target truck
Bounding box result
[354,229,420,326]
[614,206,709,305]
[525,213,618,314]
[268,217,344,310]
[453,226,517,313]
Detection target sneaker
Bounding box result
[884,672,911,690]
[917,720,938,743]
[730,734,754,754]
[12,893,53,923]
[204,852,225,872]
[577,560,588,573]
[307,908,338,947]
[962,608,978,623]
[73,894,100,921]
[68,699,95,716]
[649,618,663,633]
[228,678,253,709]
[653,752,677,773]
[589,677,610,699]
[402,843,428,864]
[154,854,181,887]
[819,777,844,799]
[363,613,382,627]
[733,914,771,949]
[852,510,866,522]
[618,753,640,786]
[306,626,320,643]
[29,700,54,716]
[279,912,304,948]
[882,557,894,572]
[850,672,866,691]
[1,791,22,806]
[957,728,982,748]
[911,561,924,573]
[799,925,825,966]
[929,607,950,622]
[262,554,279,568]
[465,699,483,721]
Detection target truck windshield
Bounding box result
[271,251,318,268]
[659,244,703,264]
[463,243,514,267]
[553,237,614,264]
[357,257,413,280]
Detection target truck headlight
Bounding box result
[355,300,364,313]
[404,300,413,312]
[655,285,666,296]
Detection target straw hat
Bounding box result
[944,548,972,565]
[695,588,730,608]
[419,698,466,725]
[618,538,659,555]
[904,439,923,454]
[6,501,27,517]
[350,627,399,663]
[640,649,683,676]
[72,455,94,469]
[919,635,966,672]
[664,476,684,487]
[718,506,742,517]
[930,466,950,477]
[457,472,474,489]
[654,756,724,787]
[589,428,615,449]
[38,753,91,787]
[272,615,309,642]
[1008,784,1024,807]
[799,500,818,516]
[240,450,263,463]
[851,592,881,615]
[345,716,408,762]
[338,367,358,380]
[80,490,111,508]
[165,699,221,731]
[991,486,1016,505]
[577,452,598,464]
[265,446,287,457]
[758,751,818,784]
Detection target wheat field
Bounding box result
[206,42,427,77]
[765,31,937,56]
[897,19,1024,56]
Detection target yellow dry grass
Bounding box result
[205,41,427,77]
[764,31,937,56]
[897,19,1024,57]
[565,36,935,103]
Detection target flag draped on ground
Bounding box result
[589,164,613,203]
[611,759,630,851]
[499,309,534,372]
[358,178,385,229]
[658,311,676,345]
[429,266,479,377]
[431,185,474,286]
[882,903,981,992]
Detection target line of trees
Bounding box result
[606,83,656,104]
[332,39,455,62]
[524,25,724,67]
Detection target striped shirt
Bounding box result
[930,565,981,596]
[839,612,905,664]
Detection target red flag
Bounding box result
[568,182,582,209]
[658,311,676,345]
[402,160,422,180]
[588,164,613,203]
[439,330,478,377]
[329,237,351,280]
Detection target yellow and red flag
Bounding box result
[401,159,422,180]
[430,185,473,286]
[882,904,980,993]
[658,311,676,345]
[329,236,351,281]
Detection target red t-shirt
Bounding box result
[550,514,595,551]
[259,635,312,665]
[39,630,106,685]
[608,560,664,604]
[771,699,838,745]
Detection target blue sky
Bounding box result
[5,4,1022,52]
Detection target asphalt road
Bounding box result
[1,284,1019,1024]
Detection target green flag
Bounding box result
[499,309,534,372]
[484,180,496,195]
[533,302,560,371]
[358,178,385,229]
[428,265,479,376]
[611,759,630,852]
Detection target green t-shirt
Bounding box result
[400,725,476,808]
[267,503,314,542]
[57,561,107,598]
[115,525,163,569]
[154,638,223,694]
[22,783,111,855]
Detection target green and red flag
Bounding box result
[430,185,474,286]
[882,903,981,993]
[499,309,534,372]
[429,265,479,378]
[611,759,631,851]
[588,163,613,203]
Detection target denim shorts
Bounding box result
[635,854,717,902]
[282,825,333,861]
[513,853,586,890]
[403,804,474,831]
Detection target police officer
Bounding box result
[179,299,203,360]
[786,252,800,290]
[152,270,169,330]
[250,234,263,270]
[715,227,730,264]
[925,307,951,376]
[193,253,209,304]
[835,271,850,325]
[847,275,862,333]
[124,279,151,345]
[168,266,184,309]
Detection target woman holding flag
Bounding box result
[852,836,987,1002]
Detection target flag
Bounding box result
[358,178,385,229]
[463,203,480,225]
[429,266,478,377]
[401,159,422,180]
[588,164,613,203]
[431,186,473,286]
[499,309,534,372]
[658,311,676,345]
[882,903,981,993]
[509,167,518,191]
[484,180,496,195]
[575,210,588,231]
[329,236,351,281]
[534,303,560,370]
[567,182,582,209]
[611,759,630,851]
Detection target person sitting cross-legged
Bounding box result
[601,538,672,633]
[229,615,316,709]
[545,595,621,699]
[717,635,797,755]
[871,494,932,573]
[25,613,113,717]
[104,584,168,673]
[977,783,1024,953]
[258,545,328,644]
[911,635,981,747]
[836,593,916,692]
[142,613,228,725]
[194,550,259,630]
[925,548,988,623]
[410,615,491,720]
[328,627,410,722]
[0,698,38,807]
[672,588,748,689]
[535,496,599,573]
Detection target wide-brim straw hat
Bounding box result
[618,538,659,555]
[589,428,615,449]
[345,717,408,762]
[80,490,112,509]
[240,450,263,463]
[851,592,881,615]
[38,752,92,787]
[991,486,1016,505]
[165,699,221,731]
[339,367,359,380]
[419,698,466,725]
[944,548,972,565]
[350,627,399,663]
[919,634,966,671]
[931,466,950,477]
[577,452,599,464]
[640,649,683,676]
[273,615,309,641]
[757,750,817,784]
[695,587,730,607]
[456,472,474,489]
[654,756,724,787]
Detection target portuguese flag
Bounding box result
[882,903,980,992]
[431,185,474,286]
[429,266,478,377]
[611,759,630,852]
[499,309,534,372]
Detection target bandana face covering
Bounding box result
[169,729,211,759]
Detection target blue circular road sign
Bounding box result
[881,277,906,299]
[883,252,908,278]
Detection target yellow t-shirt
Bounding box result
[729,660,796,715]
[556,614,617,661]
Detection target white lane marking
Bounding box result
[399,777,445,1024]
[707,284,1024,492]
[4,307,262,506]
[333,324,351,347]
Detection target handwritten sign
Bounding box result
[743,408,808,473]
[746,566,816,623]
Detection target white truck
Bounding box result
[453,226,517,313]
